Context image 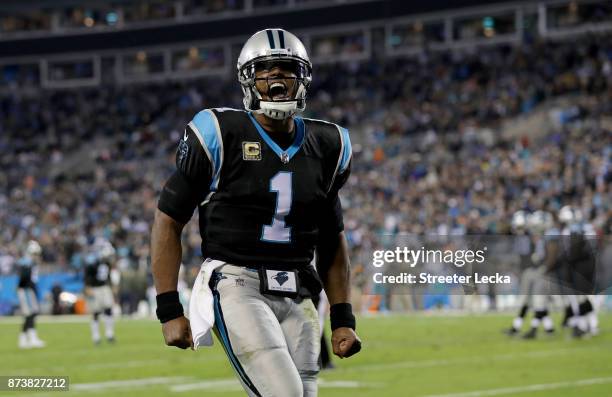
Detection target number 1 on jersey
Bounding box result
[261,172,293,243]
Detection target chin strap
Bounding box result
[257,100,298,120]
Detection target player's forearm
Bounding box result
[320,232,351,305]
[151,209,185,294]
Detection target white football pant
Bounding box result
[211,264,320,397]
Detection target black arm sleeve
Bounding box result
[318,194,345,237]
[157,126,212,224]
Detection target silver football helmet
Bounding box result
[511,210,529,232]
[25,240,42,257]
[237,29,312,120]
[558,205,583,225]
[526,210,553,235]
[93,238,116,261]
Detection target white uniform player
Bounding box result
[522,211,557,339]
[84,245,116,344]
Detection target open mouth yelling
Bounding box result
[268,82,289,101]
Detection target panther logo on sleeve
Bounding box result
[177,136,189,167]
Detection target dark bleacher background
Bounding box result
[0,0,611,315]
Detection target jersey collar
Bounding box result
[248,112,305,164]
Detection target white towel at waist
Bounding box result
[189,259,226,349]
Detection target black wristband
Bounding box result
[156,291,184,324]
[330,303,356,331]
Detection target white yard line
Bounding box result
[71,376,192,391]
[170,379,243,392]
[15,377,193,397]
[7,355,229,376]
[15,376,612,397]
[421,377,612,397]
[170,378,383,393]
[318,379,384,388]
[339,345,605,372]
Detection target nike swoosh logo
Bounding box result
[183,129,188,141]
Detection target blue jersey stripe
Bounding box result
[213,288,261,396]
[248,112,306,163]
[191,110,223,190]
[339,126,352,174]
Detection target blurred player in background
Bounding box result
[520,210,557,339]
[505,210,558,338]
[17,240,45,349]
[558,205,599,338]
[84,241,117,345]
[504,211,536,336]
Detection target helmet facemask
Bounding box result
[239,58,311,120]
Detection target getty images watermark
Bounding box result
[366,235,610,295]
[370,246,510,286]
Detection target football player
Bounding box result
[520,211,556,339]
[557,206,598,338]
[504,210,556,338]
[504,211,535,336]
[84,242,116,344]
[17,240,45,349]
[151,29,361,396]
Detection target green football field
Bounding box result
[0,312,611,397]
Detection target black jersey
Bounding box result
[159,108,352,269]
[17,263,37,289]
[84,261,111,287]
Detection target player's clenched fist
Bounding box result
[331,327,361,358]
[161,316,193,350]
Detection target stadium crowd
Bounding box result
[0,34,610,311]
